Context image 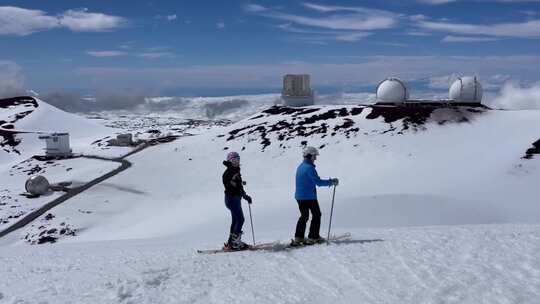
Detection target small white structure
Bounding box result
[449,76,483,103]
[281,74,315,107]
[38,133,72,157]
[376,78,409,104]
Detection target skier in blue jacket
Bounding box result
[292,146,339,246]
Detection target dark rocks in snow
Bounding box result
[0,96,39,109]
[0,96,39,154]
[36,236,58,244]
[221,105,487,151]
[0,189,24,226]
[23,214,77,245]
[23,164,44,176]
[366,105,434,125]
[262,106,320,116]
[523,139,540,159]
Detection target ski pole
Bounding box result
[248,203,256,246]
[326,185,337,245]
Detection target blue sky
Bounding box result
[0,0,539,96]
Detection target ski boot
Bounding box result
[290,237,306,247]
[224,233,249,251]
[306,236,326,245]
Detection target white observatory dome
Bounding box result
[376,78,409,104]
[449,76,483,103]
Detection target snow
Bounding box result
[20,104,536,243]
[1,96,540,303]
[0,97,116,166]
[1,224,539,303]
[0,157,121,230]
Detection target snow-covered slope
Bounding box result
[9,104,538,244]
[2,224,539,304]
[0,96,114,167]
[1,100,539,303]
[0,97,121,231]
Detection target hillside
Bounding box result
[5,103,538,244]
[1,98,539,303]
[0,96,114,165]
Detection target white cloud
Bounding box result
[0,6,59,36]
[156,14,178,22]
[406,31,433,36]
[137,52,175,59]
[417,0,457,3]
[0,6,127,36]
[301,3,397,16]
[490,81,540,109]
[86,50,127,57]
[245,3,397,31]
[243,4,268,13]
[0,61,25,98]
[60,8,128,32]
[418,19,540,38]
[277,23,371,42]
[409,14,429,22]
[77,55,540,91]
[335,32,372,42]
[119,43,134,50]
[442,35,500,42]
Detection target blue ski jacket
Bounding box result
[295,159,332,200]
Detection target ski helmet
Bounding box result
[302,146,319,158]
[226,151,240,162]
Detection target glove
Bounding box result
[243,194,253,204]
[331,178,339,186]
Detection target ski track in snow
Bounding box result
[1,225,540,304]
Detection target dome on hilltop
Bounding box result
[376,78,409,104]
[449,76,483,103]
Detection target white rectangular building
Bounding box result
[281,74,315,107]
[38,133,72,157]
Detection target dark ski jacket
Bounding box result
[222,161,246,197]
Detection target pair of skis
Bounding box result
[197,232,351,254]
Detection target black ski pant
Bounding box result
[295,199,321,239]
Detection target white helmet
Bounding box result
[303,146,319,158]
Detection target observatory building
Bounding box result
[375,76,484,106]
[449,76,483,103]
[38,133,72,157]
[376,78,409,104]
[281,74,315,107]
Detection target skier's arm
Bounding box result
[308,167,332,187]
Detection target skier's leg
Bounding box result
[228,196,248,249]
[308,200,322,239]
[295,200,310,238]
[224,195,236,234]
[228,196,244,235]
[237,202,245,235]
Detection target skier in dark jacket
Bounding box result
[292,146,338,246]
[222,151,252,249]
